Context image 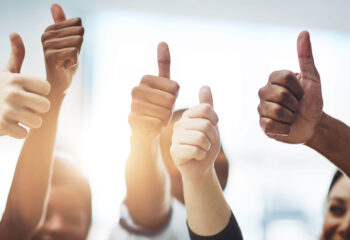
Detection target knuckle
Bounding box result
[201,104,212,115]
[45,51,54,60]
[8,90,23,101]
[131,86,140,98]
[278,89,289,102]
[140,75,151,85]
[203,120,212,132]
[3,106,14,118]
[197,132,207,144]
[257,104,263,114]
[273,106,284,118]
[167,95,176,107]
[263,119,274,132]
[258,87,265,99]
[170,81,180,94]
[268,71,278,82]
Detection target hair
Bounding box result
[327,170,344,197]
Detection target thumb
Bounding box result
[297,31,320,81]
[51,3,66,23]
[157,42,171,79]
[199,85,214,108]
[5,33,25,73]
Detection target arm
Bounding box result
[171,86,242,238]
[0,4,83,239]
[0,33,51,239]
[125,42,179,230]
[306,113,350,176]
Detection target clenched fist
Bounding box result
[42,4,84,95]
[0,33,51,138]
[128,42,179,139]
[258,31,323,144]
[171,86,220,181]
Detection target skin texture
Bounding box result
[258,31,350,177]
[322,175,350,240]
[0,33,51,138]
[125,42,179,230]
[159,109,229,204]
[258,31,323,144]
[171,86,232,236]
[0,4,83,240]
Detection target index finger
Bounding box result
[268,70,304,100]
[13,74,51,96]
[45,18,82,32]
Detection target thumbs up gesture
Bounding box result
[41,4,84,95]
[128,42,179,139]
[258,31,323,144]
[0,33,51,138]
[170,86,220,181]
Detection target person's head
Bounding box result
[31,156,92,240]
[159,109,229,204]
[322,170,350,240]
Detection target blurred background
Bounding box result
[1,0,350,239]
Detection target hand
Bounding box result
[42,4,84,95]
[0,33,51,138]
[128,42,179,139]
[258,31,323,144]
[171,86,220,181]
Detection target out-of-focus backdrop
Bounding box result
[1,0,350,239]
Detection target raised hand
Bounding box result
[41,3,84,95]
[258,31,323,144]
[171,86,220,181]
[0,33,51,138]
[128,42,179,139]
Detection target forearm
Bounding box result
[306,112,350,176]
[2,93,63,237]
[125,135,171,229]
[183,167,231,236]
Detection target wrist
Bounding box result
[305,111,327,148]
[182,166,216,187]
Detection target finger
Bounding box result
[5,33,25,73]
[170,144,207,164]
[51,3,66,23]
[258,101,295,124]
[174,118,218,144]
[131,85,175,109]
[297,31,320,82]
[140,75,179,96]
[175,130,211,151]
[259,117,290,135]
[183,104,218,125]
[2,121,27,139]
[131,100,172,126]
[43,36,83,51]
[199,85,214,108]
[268,71,304,100]
[13,91,51,114]
[12,74,51,96]
[258,84,300,112]
[45,18,82,32]
[6,108,42,129]
[158,42,171,79]
[41,26,84,42]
